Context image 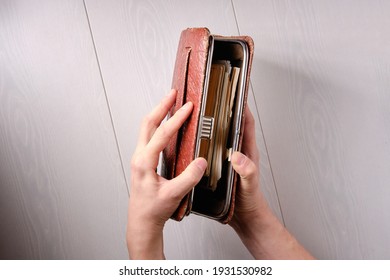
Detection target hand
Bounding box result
[229,107,270,230]
[127,89,207,259]
[229,107,314,259]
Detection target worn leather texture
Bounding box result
[163,28,210,221]
[162,28,254,223]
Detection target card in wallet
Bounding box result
[161,27,254,223]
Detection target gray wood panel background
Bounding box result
[234,0,390,259]
[0,0,128,259]
[0,0,389,259]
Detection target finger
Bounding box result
[165,157,207,200]
[138,89,177,147]
[145,101,193,165]
[231,151,258,192]
[241,106,259,164]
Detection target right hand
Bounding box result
[229,107,271,230]
[229,107,315,259]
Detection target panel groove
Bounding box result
[82,0,129,195]
[231,0,286,225]
[250,85,286,226]
[230,0,241,35]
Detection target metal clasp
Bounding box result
[200,116,214,139]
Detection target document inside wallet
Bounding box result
[192,37,250,220]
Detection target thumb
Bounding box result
[231,151,258,192]
[166,157,207,199]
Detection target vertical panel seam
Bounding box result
[82,0,129,196]
[231,0,286,226]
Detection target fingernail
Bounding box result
[165,89,176,99]
[180,101,193,111]
[169,89,176,96]
[232,152,246,166]
[195,158,207,171]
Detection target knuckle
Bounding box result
[161,98,173,112]
[142,114,154,128]
[156,122,170,139]
[130,155,145,174]
[247,161,258,175]
[241,158,258,179]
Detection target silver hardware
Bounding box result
[200,116,214,139]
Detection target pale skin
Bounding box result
[127,89,314,260]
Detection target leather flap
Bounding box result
[163,28,254,224]
[163,27,210,221]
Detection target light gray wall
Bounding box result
[1,0,389,259]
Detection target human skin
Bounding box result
[127,89,314,260]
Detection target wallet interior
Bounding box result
[192,37,249,220]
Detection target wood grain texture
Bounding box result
[84,0,282,259]
[3,0,389,261]
[234,0,390,259]
[0,0,128,259]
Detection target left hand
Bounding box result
[127,89,207,259]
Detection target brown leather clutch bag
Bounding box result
[162,27,254,223]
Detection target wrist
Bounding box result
[231,205,285,259]
[230,193,276,236]
[231,206,314,259]
[127,219,165,259]
[232,204,278,236]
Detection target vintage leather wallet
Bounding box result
[162,27,254,223]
